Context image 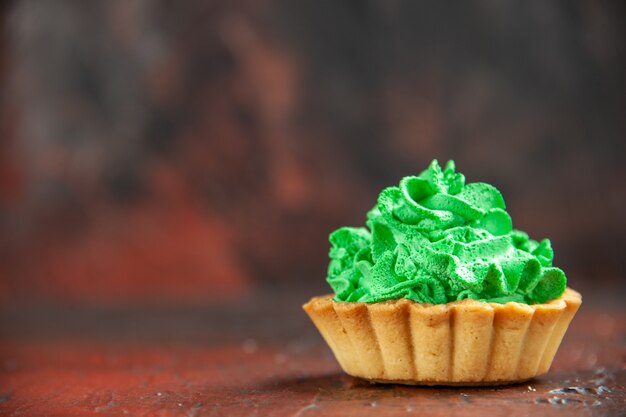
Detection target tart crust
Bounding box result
[303,288,581,385]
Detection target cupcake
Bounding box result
[303,160,581,385]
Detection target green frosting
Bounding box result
[327,160,566,305]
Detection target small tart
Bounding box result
[303,288,581,386]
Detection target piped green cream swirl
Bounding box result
[327,160,566,304]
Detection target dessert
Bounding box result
[303,160,581,385]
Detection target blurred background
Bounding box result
[0,0,624,308]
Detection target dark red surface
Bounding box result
[1,3,624,415]
[1,289,624,417]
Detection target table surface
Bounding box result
[0,287,624,417]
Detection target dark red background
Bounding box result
[0,1,625,304]
[1,2,625,417]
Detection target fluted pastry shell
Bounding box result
[303,288,581,385]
